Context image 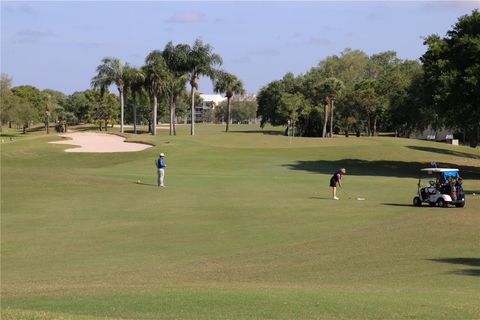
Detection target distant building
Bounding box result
[188,94,227,123]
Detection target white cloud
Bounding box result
[167,12,205,23]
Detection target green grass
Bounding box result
[2,124,480,319]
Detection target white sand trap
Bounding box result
[50,132,152,153]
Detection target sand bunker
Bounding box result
[50,132,152,153]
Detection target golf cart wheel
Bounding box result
[413,197,422,207]
[437,198,447,208]
[455,201,465,208]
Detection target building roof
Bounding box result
[200,94,227,105]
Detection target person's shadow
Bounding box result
[134,181,157,187]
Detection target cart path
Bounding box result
[49,132,152,153]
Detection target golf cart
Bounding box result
[413,168,465,208]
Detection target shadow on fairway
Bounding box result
[284,159,480,179]
[465,190,480,195]
[230,130,284,135]
[449,269,480,276]
[134,182,158,187]
[382,203,415,207]
[429,258,480,277]
[407,146,480,160]
[309,196,333,200]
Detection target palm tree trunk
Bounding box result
[133,103,137,134]
[173,96,177,136]
[366,111,371,136]
[322,102,328,138]
[119,88,124,133]
[190,85,195,136]
[169,95,173,136]
[152,94,157,136]
[329,98,334,137]
[226,97,231,132]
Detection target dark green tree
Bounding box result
[421,10,480,147]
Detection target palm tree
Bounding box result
[91,57,129,133]
[321,78,344,137]
[162,42,189,136]
[143,51,170,136]
[213,71,245,132]
[124,66,145,134]
[186,38,223,136]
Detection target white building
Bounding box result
[190,94,227,123]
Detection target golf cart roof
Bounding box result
[421,168,459,173]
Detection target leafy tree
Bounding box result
[86,90,119,131]
[353,80,381,136]
[41,89,66,133]
[0,74,15,127]
[257,73,301,128]
[13,99,37,133]
[421,9,480,147]
[64,91,92,123]
[11,85,43,131]
[213,71,245,132]
[216,95,257,124]
[91,57,129,133]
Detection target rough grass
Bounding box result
[2,124,479,319]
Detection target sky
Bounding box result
[1,1,479,95]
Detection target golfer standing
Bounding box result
[155,153,166,187]
[330,168,346,200]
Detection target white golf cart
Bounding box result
[413,168,465,208]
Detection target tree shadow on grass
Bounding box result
[230,130,284,136]
[428,258,480,277]
[465,190,480,195]
[284,159,480,179]
[407,146,480,160]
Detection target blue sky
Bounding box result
[1,1,479,94]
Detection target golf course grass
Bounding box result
[1,124,479,319]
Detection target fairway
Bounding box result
[2,125,480,319]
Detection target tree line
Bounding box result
[0,38,246,135]
[256,10,479,147]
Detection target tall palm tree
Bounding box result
[162,42,189,136]
[321,78,344,137]
[213,71,245,132]
[143,51,170,136]
[186,38,223,136]
[91,57,129,133]
[124,66,146,134]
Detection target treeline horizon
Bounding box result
[1,10,478,147]
[256,10,479,147]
